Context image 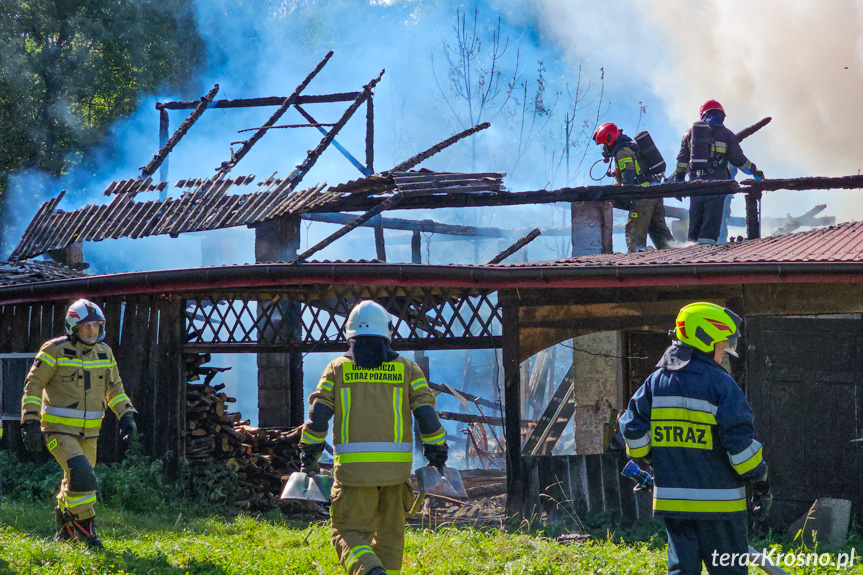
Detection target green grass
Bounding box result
[2,500,863,574]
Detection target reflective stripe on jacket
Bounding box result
[300,355,443,487]
[619,345,765,519]
[21,336,136,438]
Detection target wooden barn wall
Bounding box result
[523,452,652,524]
[0,296,184,472]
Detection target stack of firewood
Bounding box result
[184,354,304,511]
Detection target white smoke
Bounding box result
[533,0,863,219]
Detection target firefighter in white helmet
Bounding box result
[20,299,137,547]
[299,301,448,575]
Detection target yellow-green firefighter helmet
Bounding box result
[675,302,742,354]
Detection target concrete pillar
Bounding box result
[254,217,304,427]
[571,331,623,454]
[571,201,613,256]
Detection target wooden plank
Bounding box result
[0,306,13,353]
[568,455,589,515]
[600,453,623,520]
[12,305,31,353]
[584,455,604,514]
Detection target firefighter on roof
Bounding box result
[670,100,764,244]
[593,122,674,252]
[20,298,137,548]
[619,302,771,575]
[299,301,448,575]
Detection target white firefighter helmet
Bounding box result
[345,301,393,342]
[65,299,106,343]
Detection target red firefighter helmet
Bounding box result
[699,99,725,118]
[593,122,622,146]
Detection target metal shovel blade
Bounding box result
[280,472,332,503]
[416,465,468,499]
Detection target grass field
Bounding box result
[0,451,861,574]
[2,500,863,574]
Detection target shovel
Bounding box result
[280,471,333,503]
[415,465,468,499]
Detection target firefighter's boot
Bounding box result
[54,506,77,542]
[70,517,103,549]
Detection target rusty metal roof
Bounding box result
[496,221,863,268]
[0,261,84,286]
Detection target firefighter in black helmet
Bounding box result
[670,100,764,244]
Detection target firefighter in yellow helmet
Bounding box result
[20,299,137,548]
[299,301,448,575]
[619,303,771,575]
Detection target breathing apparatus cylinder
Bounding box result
[689,121,711,174]
[634,131,666,176]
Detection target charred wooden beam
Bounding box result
[332,175,863,213]
[389,122,491,173]
[437,411,535,426]
[428,381,499,411]
[411,229,422,264]
[158,109,170,185]
[487,228,541,264]
[293,192,401,264]
[746,190,762,239]
[771,205,831,236]
[736,117,772,142]
[156,93,360,111]
[236,123,336,133]
[284,69,385,188]
[302,212,505,236]
[365,97,374,173]
[294,104,371,176]
[372,215,386,261]
[142,85,220,179]
[742,175,863,192]
[215,52,334,178]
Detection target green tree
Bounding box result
[0,0,204,235]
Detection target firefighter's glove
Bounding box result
[119,413,137,445]
[300,442,324,475]
[424,443,449,471]
[752,168,765,181]
[750,479,773,522]
[668,172,686,184]
[21,420,44,452]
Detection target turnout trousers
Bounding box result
[664,516,749,575]
[330,480,415,575]
[46,433,99,520]
[688,194,728,244]
[625,198,674,252]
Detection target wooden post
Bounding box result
[254,216,304,427]
[502,295,525,515]
[372,215,386,261]
[411,230,422,264]
[746,190,762,239]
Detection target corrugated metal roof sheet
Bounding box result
[495,221,863,268]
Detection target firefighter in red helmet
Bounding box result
[670,100,764,244]
[593,122,673,252]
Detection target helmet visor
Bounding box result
[725,335,739,358]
